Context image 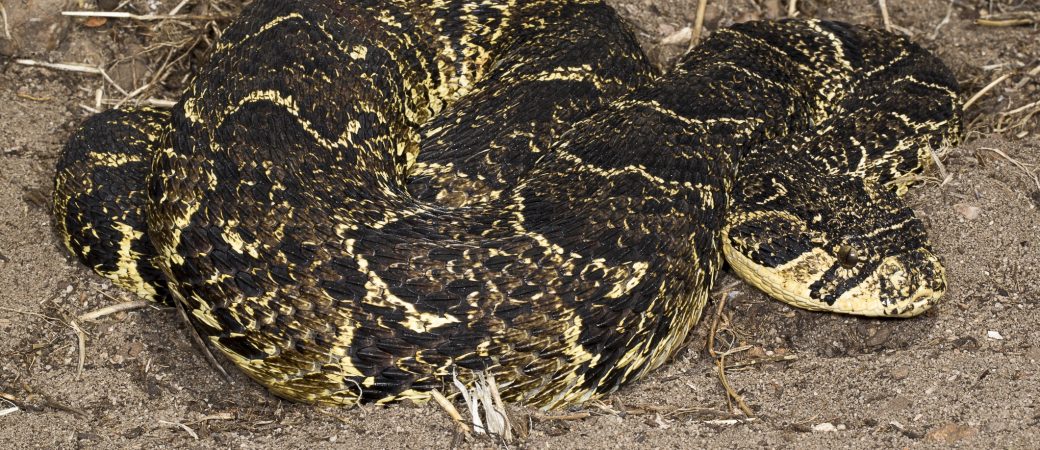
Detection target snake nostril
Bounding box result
[837,244,860,269]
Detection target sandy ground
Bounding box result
[1,0,1039,448]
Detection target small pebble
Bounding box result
[954,203,982,220]
[987,330,1004,340]
[925,423,977,443]
[97,0,121,11]
[660,26,692,46]
[1025,347,1040,362]
[812,422,838,432]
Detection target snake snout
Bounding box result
[874,247,946,317]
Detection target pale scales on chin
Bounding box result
[53,0,960,408]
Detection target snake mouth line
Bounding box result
[722,234,945,317]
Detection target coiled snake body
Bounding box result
[53,0,960,408]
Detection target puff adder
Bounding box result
[53,0,960,408]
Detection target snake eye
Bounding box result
[837,244,860,269]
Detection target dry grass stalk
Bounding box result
[431,389,471,437]
[193,413,235,422]
[975,12,1039,27]
[70,321,87,380]
[175,302,233,383]
[62,11,230,21]
[15,92,52,102]
[878,0,892,31]
[930,0,956,40]
[0,306,64,324]
[927,144,952,186]
[13,59,103,74]
[0,306,93,383]
[707,292,755,418]
[449,371,514,443]
[725,353,798,369]
[159,420,199,439]
[0,395,19,417]
[690,0,709,49]
[980,147,1040,191]
[531,411,592,421]
[704,417,758,426]
[481,372,514,441]
[1002,100,1040,117]
[168,0,192,16]
[14,59,130,99]
[103,98,177,108]
[9,388,89,418]
[963,73,1011,109]
[77,300,151,322]
[1,4,11,40]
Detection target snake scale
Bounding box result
[53,0,960,408]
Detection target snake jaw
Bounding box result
[822,248,946,317]
[723,225,946,317]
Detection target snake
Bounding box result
[52,0,961,408]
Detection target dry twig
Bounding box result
[13,388,89,418]
[39,397,88,418]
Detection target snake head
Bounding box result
[723,165,945,317]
